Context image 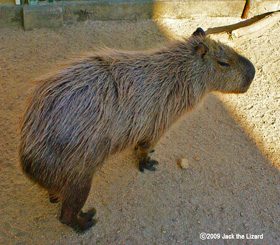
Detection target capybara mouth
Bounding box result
[241,70,255,93]
[239,85,251,93]
[234,81,253,93]
[227,81,252,94]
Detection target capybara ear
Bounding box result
[192,27,206,37]
[195,42,209,59]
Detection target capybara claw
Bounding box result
[74,219,98,233]
[49,196,59,203]
[139,159,159,172]
[60,210,97,233]
[79,208,97,222]
[48,192,60,204]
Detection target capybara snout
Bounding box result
[239,55,255,91]
[19,27,255,232]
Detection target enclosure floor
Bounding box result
[0,18,279,243]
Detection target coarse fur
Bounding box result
[19,28,255,231]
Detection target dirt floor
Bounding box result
[0,17,280,244]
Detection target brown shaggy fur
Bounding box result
[19,28,255,231]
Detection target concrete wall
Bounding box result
[0,0,279,30]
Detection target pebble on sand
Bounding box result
[179,158,189,169]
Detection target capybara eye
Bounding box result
[218,61,230,67]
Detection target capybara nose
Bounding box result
[247,60,255,83]
[239,55,255,84]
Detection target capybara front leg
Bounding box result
[136,142,159,172]
[59,176,97,232]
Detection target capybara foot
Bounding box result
[73,218,97,233]
[60,211,97,232]
[139,157,159,172]
[79,208,96,222]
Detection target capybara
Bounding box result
[19,28,255,232]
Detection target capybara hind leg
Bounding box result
[48,190,60,204]
[79,207,97,222]
[136,142,159,172]
[59,178,97,232]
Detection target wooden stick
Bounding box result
[205,10,279,35]
[232,11,280,39]
[241,0,253,19]
[205,10,280,45]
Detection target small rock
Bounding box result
[179,158,189,169]
[161,227,167,233]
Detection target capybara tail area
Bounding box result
[19,145,65,193]
[19,143,105,199]
[20,155,54,192]
[20,155,31,175]
[19,151,37,182]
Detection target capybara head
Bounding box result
[188,28,255,94]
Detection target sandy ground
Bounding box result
[0,17,280,244]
